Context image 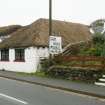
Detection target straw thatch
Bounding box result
[0,18,92,48]
[0,25,22,36]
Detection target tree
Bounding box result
[92,33,105,44]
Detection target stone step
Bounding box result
[99,78,105,82]
[94,75,105,86]
[95,82,105,86]
[103,75,105,78]
[101,77,105,79]
[98,80,105,83]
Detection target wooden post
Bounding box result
[49,0,52,66]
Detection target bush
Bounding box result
[40,58,56,72]
[92,33,105,44]
[79,43,103,56]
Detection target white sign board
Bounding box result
[49,36,62,54]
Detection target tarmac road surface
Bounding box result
[0,77,105,105]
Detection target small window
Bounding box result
[1,49,9,61]
[15,49,25,61]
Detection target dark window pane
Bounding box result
[1,49,9,61]
[15,49,25,61]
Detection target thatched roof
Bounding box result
[62,40,92,55]
[0,18,92,48]
[0,25,22,36]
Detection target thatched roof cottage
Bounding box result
[0,18,92,73]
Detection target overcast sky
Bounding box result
[0,0,105,26]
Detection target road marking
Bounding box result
[0,93,28,104]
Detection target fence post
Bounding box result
[81,56,85,67]
[101,58,105,70]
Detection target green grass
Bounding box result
[17,71,47,78]
[35,71,46,77]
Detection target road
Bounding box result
[0,77,105,105]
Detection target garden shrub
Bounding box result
[40,58,56,72]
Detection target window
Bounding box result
[15,49,25,61]
[1,49,9,61]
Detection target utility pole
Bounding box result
[49,0,52,37]
[49,0,62,61]
[49,0,52,62]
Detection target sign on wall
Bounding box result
[49,36,62,54]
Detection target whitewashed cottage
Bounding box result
[0,18,91,73]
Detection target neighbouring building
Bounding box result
[0,18,92,73]
[0,25,21,42]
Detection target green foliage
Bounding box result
[92,33,105,44]
[95,22,104,26]
[101,48,105,57]
[40,58,56,72]
[35,71,46,77]
[79,32,105,56]
[79,45,103,56]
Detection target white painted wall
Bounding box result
[0,39,2,43]
[0,46,49,73]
